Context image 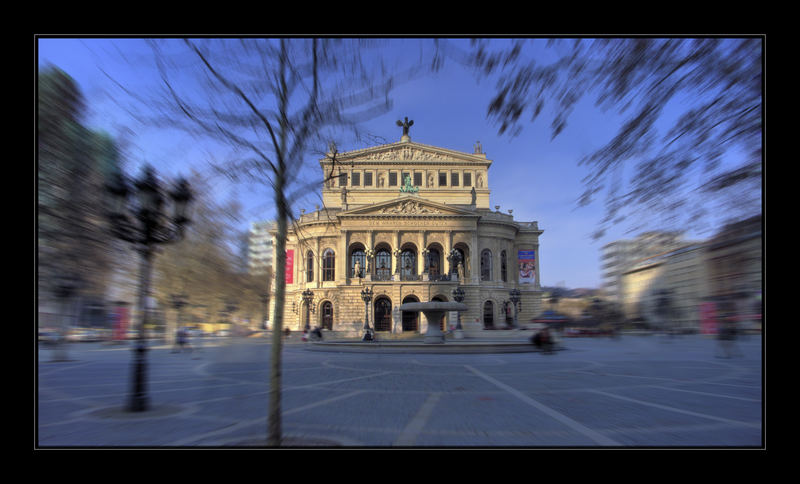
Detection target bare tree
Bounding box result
[137,38,398,445]
[441,37,762,239]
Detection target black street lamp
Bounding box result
[106,165,192,412]
[361,287,373,341]
[509,288,521,328]
[301,289,314,331]
[452,286,465,331]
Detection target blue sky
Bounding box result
[37,37,752,289]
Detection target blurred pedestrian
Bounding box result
[716,316,741,358]
[172,326,192,353]
[531,326,554,354]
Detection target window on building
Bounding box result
[306,251,314,283]
[401,249,416,279]
[501,250,507,282]
[402,172,410,185]
[339,172,347,186]
[439,172,447,187]
[375,248,392,280]
[451,172,459,187]
[322,248,335,281]
[351,172,360,186]
[413,172,422,187]
[481,249,492,281]
[463,172,472,187]
[388,172,398,186]
[364,172,373,186]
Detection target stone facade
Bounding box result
[269,131,544,335]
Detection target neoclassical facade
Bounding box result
[271,127,544,335]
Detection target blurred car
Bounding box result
[38,330,61,345]
[530,310,571,328]
[66,329,104,342]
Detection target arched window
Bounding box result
[375,248,392,280]
[481,249,492,281]
[306,250,314,283]
[322,248,335,281]
[401,248,416,279]
[501,250,507,282]
[427,247,441,277]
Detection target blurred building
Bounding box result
[602,231,688,302]
[248,221,275,275]
[620,243,709,331]
[618,214,762,332]
[268,129,544,334]
[705,215,763,325]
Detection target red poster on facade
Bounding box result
[113,306,129,341]
[285,249,294,284]
[700,302,717,335]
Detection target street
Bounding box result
[36,333,763,448]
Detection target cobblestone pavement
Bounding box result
[36,333,763,448]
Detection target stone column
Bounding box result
[418,230,426,276]
[471,230,480,284]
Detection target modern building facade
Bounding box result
[248,221,275,276]
[601,231,688,302]
[617,214,762,332]
[269,128,544,335]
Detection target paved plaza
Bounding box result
[36,333,764,448]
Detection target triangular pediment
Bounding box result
[324,140,489,164]
[340,196,477,217]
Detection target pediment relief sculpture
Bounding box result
[379,200,443,215]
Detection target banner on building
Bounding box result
[285,249,294,284]
[518,250,536,284]
[112,306,129,341]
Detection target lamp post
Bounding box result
[106,165,192,412]
[452,286,465,339]
[361,287,373,341]
[509,288,521,328]
[301,289,314,331]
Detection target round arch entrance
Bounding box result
[374,297,393,332]
[401,295,419,331]
[483,300,495,329]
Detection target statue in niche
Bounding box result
[477,174,484,188]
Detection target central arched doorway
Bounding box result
[374,297,392,332]
[401,295,419,332]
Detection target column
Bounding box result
[418,230,426,276]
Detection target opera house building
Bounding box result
[270,126,544,336]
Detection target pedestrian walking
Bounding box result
[531,326,554,354]
[716,316,741,358]
[172,326,192,353]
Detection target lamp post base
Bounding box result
[127,344,149,412]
